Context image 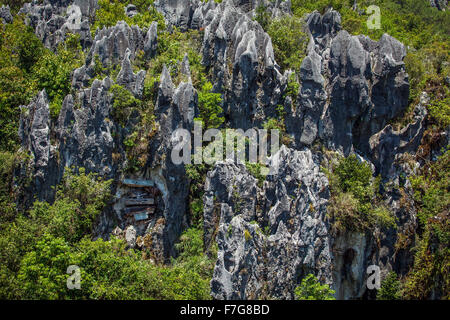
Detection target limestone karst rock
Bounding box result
[14,0,440,299]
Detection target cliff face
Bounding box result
[10,0,445,299]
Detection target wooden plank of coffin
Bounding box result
[121,179,154,188]
[125,198,155,206]
[124,206,148,214]
[124,207,155,215]
[134,212,149,221]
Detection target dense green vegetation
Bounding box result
[196,82,224,129]
[138,28,207,96]
[0,10,216,296]
[404,151,449,299]
[0,18,82,150]
[377,272,401,300]
[410,150,450,228]
[92,0,165,35]
[324,154,396,232]
[0,167,214,299]
[294,274,336,300]
[265,15,309,72]
[0,0,35,12]
[185,161,213,230]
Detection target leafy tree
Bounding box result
[29,167,112,244]
[404,151,449,299]
[15,231,214,300]
[0,18,43,150]
[377,272,401,300]
[325,154,396,232]
[0,152,16,223]
[17,234,73,299]
[266,15,309,72]
[410,150,450,227]
[295,274,335,300]
[110,84,141,125]
[140,28,207,91]
[334,154,373,212]
[32,34,84,118]
[196,82,224,129]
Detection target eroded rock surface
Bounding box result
[15,0,431,300]
[205,147,333,299]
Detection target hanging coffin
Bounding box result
[121,179,154,188]
[124,198,155,206]
[134,212,149,221]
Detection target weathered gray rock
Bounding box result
[206,146,333,299]
[18,90,59,202]
[369,92,428,179]
[430,0,448,10]
[233,0,291,17]
[144,21,158,59]
[57,77,115,177]
[201,0,285,130]
[0,5,13,24]
[125,225,137,248]
[125,4,138,18]
[321,31,409,155]
[116,48,147,98]
[19,90,51,179]
[145,64,199,260]
[19,0,96,49]
[72,21,151,91]
[285,10,410,161]
[88,21,144,68]
[331,232,373,299]
[154,0,291,31]
[154,0,201,31]
[13,0,435,301]
[306,9,341,49]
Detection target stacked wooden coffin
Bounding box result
[121,179,158,223]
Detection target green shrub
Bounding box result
[196,82,224,129]
[266,15,309,72]
[403,210,449,300]
[0,151,17,223]
[327,192,365,232]
[410,150,450,227]
[428,95,450,129]
[17,233,73,299]
[245,162,266,188]
[141,29,207,89]
[15,232,213,300]
[325,154,396,232]
[244,229,252,242]
[377,272,401,300]
[110,84,141,125]
[92,0,165,36]
[0,165,215,300]
[30,167,112,243]
[294,274,335,300]
[369,206,397,230]
[284,72,300,102]
[185,162,210,228]
[31,34,84,118]
[0,18,45,150]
